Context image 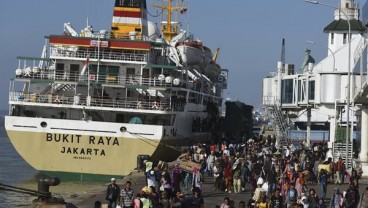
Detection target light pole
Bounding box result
[307,40,336,71]
[306,0,351,165]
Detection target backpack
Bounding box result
[288,189,297,202]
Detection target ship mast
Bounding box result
[154,0,186,42]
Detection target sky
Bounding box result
[0,0,359,110]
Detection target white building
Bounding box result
[262,0,368,175]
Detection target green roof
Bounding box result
[324,19,366,32]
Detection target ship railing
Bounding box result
[19,71,188,89]
[9,91,185,112]
[50,46,148,63]
[109,33,150,41]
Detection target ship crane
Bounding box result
[212,48,220,63]
[64,22,79,37]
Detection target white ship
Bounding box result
[5,0,228,177]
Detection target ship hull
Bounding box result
[5,116,203,177]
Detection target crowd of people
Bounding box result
[102,136,368,208]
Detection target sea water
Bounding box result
[0,113,105,207]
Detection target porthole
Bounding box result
[40,121,47,128]
[120,126,127,132]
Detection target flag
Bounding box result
[80,57,89,75]
[180,8,187,14]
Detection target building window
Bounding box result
[346,3,349,8]
[281,79,294,104]
[331,33,334,44]
[308,80,315,100]
[343,33,347,44]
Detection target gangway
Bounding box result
[268,104,289,147]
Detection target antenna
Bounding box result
[280,38,285,63]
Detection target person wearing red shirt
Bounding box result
[223,163,233,193]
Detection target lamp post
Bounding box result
[306,0,351,165]
[307,40,336,71]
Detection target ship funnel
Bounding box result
[111,0,148,39]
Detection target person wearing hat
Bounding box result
[223,146,230,157]
[105,178,120,208]
[140,190,152,208]
[147,169,159,192]
[329,188,342,208]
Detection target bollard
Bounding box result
[38,177,61,194]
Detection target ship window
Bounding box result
[127,68,135,76]
[70,64,79,81]
[115,0,144,8]
[40,121,47,128]
[56,63,64,79]
[90,65,119,83]
[120,126,127,132]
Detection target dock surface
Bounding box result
[67,169,367,207]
